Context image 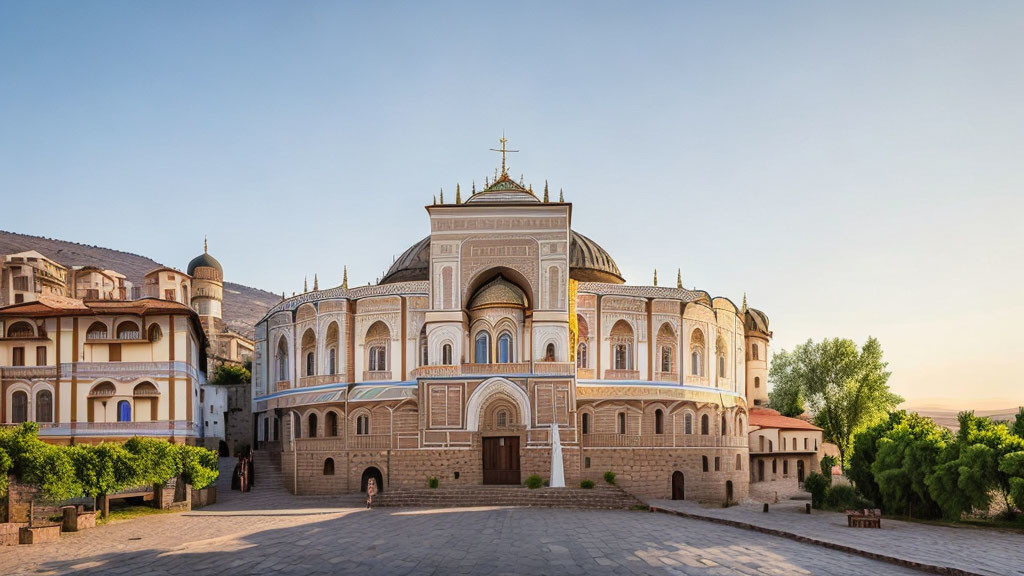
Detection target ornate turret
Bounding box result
[188,238,224,322]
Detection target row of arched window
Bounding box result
[291,411,371,438]
[576,321,730,379]
[580,410,744,436]
[82,321,160,341]
[10,389,52,423]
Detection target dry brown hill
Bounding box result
[0,230,278,338]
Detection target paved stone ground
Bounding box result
[650,499,1024,576]
[0,461,927,576]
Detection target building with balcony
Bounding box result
[0,294,208,444]
[0,251,69,306]
[747,407,823,502]
[69,266,134,301]
[251,146,774,503]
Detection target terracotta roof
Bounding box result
[749,408,822,431]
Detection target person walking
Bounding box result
[366,477,377,509]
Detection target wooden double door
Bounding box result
[482,436,520,485]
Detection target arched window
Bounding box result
[702,456,709,472]
[721,415,727,436]
[684,412,694,434]
[544,342,555,362]
[496,410,508,428]
[754,376,760,389]
[783,460,789,475]
[35,390,52,423]
[6,321,33,338]
[293,413,301,439]
[147,324,162,342]
[576,342,587,368]
[661,347,672,373]
[11,391,28,423]
[87,321,108,340]
[369,346,386,371]
[738,416,745,435]
[701,414,709,435]
[329,348,337,375]
[772,459,777,474]
[581,412,591,435]
[718,354,726,377]
[306,352,315,376]
[736,454,742,470]
[323,458,335,475]
[655,409,664,435]
[117,400,132,422]
[752,343,759,360]
[116,321,140,340]
[656,324,676,373]
[474,332,490,364]
[326,411,338,437]
[276,338,289,382]
[610,320,633,371]
[419,326,428,367]
[689,329,705,376]
[356,414,370,435]
[306,413,317,437]
[326,322,340,374]
[442,343,453,365]
[497,332,513,363]
[617,412,626,434]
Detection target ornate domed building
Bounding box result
[252,147,772,502]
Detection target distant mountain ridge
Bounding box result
[0,230,278,338]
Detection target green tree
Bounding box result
[927,412,1024,519]
[768,337,902,468]
[1011,407,1024,440]
[998,451,1024,513]
[872,412,948,518]
[848,411,905,507]
[211,363,251,385]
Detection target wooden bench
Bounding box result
[846,508,882,528]
[97,486,154,517]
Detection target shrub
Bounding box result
[580,480,595,489]
[427,476,439,489]
[804,472,829,509]
[525,474,543,489]
[820,455,837,480]
[603,471,616,485]
[825,484,874,511]
[211,363,250,385]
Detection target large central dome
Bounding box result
[379,230,624,285]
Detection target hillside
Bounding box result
[0,230,278,338]
[912,407,1022,433]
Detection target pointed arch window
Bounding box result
[474,332,491,364]
[721,415,727,436]
[442,343,453,365]
[701,414,709,435]
[497,332,513,363]
[329,348,337,375]
[369,346,387,371]
[306,352,315,376]
[356,414,370,435]
[684,412,693,435]
[718,354,726,378]
[576,342,587,368]
[544,342,555,362]
[661,347,672,373]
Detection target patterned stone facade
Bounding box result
[253,168,769,504]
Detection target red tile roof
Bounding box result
[749,408,822,431]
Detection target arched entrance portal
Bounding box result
[671,471,685,500]
[797,460,805,483]
[361,467,384,493]
[726,480,734,504]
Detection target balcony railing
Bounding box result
[362,370,393,382]
[604,369,640,380]
[576,368,595,379]
[299,375,341,388]
[532,362,576,375]
[61,361,201,383]
[348,434,392,450]
[656,372,679,382]
[462,362,530,375]
[581,433,748,448]
[275,380,291,392]
[0,421,198,437]
[409,365,461,379]
[0,366,59,380]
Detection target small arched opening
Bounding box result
[361,466,384,493]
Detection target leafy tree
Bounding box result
[211,363,251,385]
[820,455,837,478]
[999,451,1024,513]
[1012,407,1024,440]
[767,352,804,417]
[927,412,1024,519]
[872,412,948,518]
[804,472,829,508]
[848,411,904,507]
[768,337,902,468]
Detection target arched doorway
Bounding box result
[361,467,384,493]
[757,460,764,482]
[671,471,685,500]
[797,460,805,483]
[725,480,734,504]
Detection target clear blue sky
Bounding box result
[2,1,1022,408]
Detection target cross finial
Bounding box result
[489,132,519,176]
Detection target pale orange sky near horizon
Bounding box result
[1,3,1022,410]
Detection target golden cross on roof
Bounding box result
[489,132,518,176]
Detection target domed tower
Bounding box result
[188,238,224,330]
[743,298,772,407]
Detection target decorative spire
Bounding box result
[519,173,524,186]
[742,293,748,313]
[559,188,564,202]
[485,175,490,186]
[489,132,518,176]
[433,194,437,205]
[455,183,461,204]
[653,269,658,286]
[313,274,318,291]
[303,276,308,293]
[439,187,444,204]
[472,180,476,194]
[529,183,534,196]
[676,269,682,289]
[204,236,208,253]
[342,266,348,290]
[281,291,285,301]
[543,184,549,202]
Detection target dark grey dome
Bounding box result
[379,230,624,285]
[187,252,222,276]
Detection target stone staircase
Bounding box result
[374,484,643,510]
[251,450,285,492]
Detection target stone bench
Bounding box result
[846,508,882,528]
[61,506,97,532]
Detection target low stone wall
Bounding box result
[154,477,191,512]
[0,523,26,546]
[190,485,217,508]
[61,507,96,532]
[19,524,61,545]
